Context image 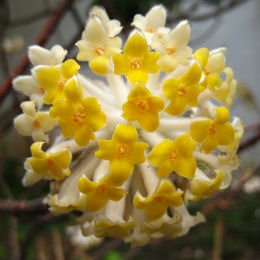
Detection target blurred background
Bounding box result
[0,0,259,259]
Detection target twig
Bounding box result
[238,125,260,153]
[0,0,76,102]
[9,216,20,260]
[52,231,65,260]
[0,198,48,214]
[212,216,224,260]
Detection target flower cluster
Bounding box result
[13,5,243,246]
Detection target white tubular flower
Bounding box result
[13,5,243,248]
[151,20,192,72]
[132,5,168,43]
[13,75,45,108]
[28,45,67,66]
[90,6,122,36]
[14,101,56,142]
[76,16,122,75]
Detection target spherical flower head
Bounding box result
[149,133,197,179]
[190,107,235,153]
[50,77,106,146]
[112,31,160,85]
[95,124,149,186]
[122,83,165,131]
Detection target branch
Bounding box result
[0,198,48,214]
[0,0,76,102]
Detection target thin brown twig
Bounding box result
[0,0,76,102]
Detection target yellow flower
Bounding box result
[134,180,183,221]
[50,77,106,146]
[190,107,235,153]
[27,142,71,180]
[78,176,127,211]
[193,47,225,92]
[95,124,149,186]
[187,170,225,201]
[112,31,160,85]
[148,133,197,179]
[122,83,165,131]
[76,16,122,75]
[163,62,204,115]
[33,59,80,104]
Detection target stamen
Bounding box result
[146,28,153,33]
[166,48,175,55]
[155,196,162,202]
[59,80,65,90]
[169,148,178,161]
[33,119,41,128]
[95,47,105,56]
[39,87,45,94]
[136,99,149,112]
[118,144,128,155]
[208,124,217,135]
[97,184,106,193]
[177,86,187,96]
[130,61,140,70]
[47,158,55,166]
[73,106,86,126]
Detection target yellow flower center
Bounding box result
[95,47,105,56]
[118,143,129,155]
[130,60,141,70]
[208,124,217,136]
[204,68,210,75]
[39,87,45,94]
[97,184,106,193]
[59,80,66,90]
[169,148,178,161]
[177,86,187,96]
[136,99,149,112]
[73,106,86,126]
[33,119,41,128]
[155,196,163,202]
[146,28,154,33]
[166,48,175,55]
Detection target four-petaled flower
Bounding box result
[14,101,56,142]
[112,32,160,85]
[148,133,197,179]
[95,124,149,186]
[122,83,165,131]
[33,59,80,104]
[78,176,127,211]
[151,20,192,72]
[134,179,184,221]
[163,62,204,115]
[190,107,235,153]
[27,142,71,180]
[193,47,225,92]
[76,16,122,75]
[50,77,106,146]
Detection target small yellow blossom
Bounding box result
[148,133,197,179]
[112,32,160,85]
[76,16,122,75]
[193,47,225,92]
[134,180,184,221]
[50,77,106,146]
[151,20,192,72]
[27,142,71,180]
[187,170,225,201]
[190,107,235,153]
[33,59,80,104]
[122,83,165,131]
[14,101,56,142]
[95,124,149,186]
[163,62,204,115]
[78,176,127,211]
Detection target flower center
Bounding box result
[33,119,40,128]
[146,28,153,33]
[97,184,106,193]
[118,144,128,155]
[47,158,55,166]
[130,60,140,70]
[39,87,45,94]
[95,47,105,56]
[177,86,187,96]
[166,48,175,55]
[155,196,163,202]
[59,80,66,90]
[208,124,217,135]
[169,148,178,161]
[204,68,210,75]
[136,99,149,112]
[73,106,86,126]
